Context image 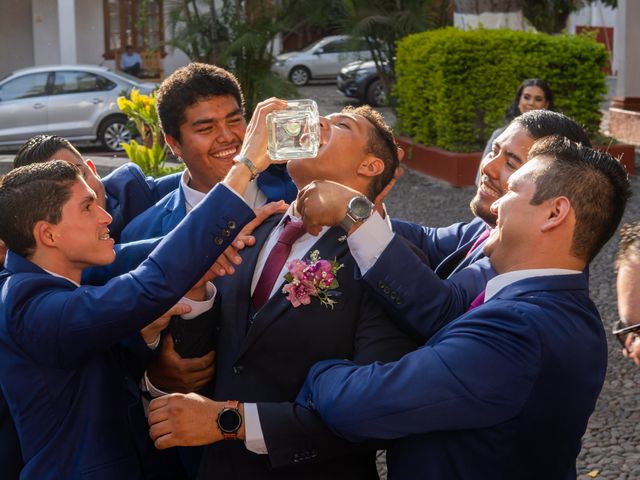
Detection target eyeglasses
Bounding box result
[612,319,640,352]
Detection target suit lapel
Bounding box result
[218,213,284,344]
[234,227,349,361]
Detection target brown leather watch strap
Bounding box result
[218,400,242,440]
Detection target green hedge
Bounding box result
[394,27,608,152]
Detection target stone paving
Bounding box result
[300,83,640,480]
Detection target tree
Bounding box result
[337,0,452,106]
[165,0,297,113]
[522,1,617,34]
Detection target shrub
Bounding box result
[394,27,608,152]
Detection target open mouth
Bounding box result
[211,146,239,159]
[99,231,111,241]
[479,178,501,199]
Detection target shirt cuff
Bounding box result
[244,403,268,454]
[146,335,161,350]
[140,371,169,398]
[347,211,394,275]
[180,282,216,320]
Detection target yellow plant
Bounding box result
[117,89,181,177]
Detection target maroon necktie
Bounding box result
[466,228,491,258]
[467,290,486,312]
[252,219,306,311]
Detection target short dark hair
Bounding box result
[506,78,555,122]
[342,105,399,200]
[0,161,80,257]
[14,135,82,169]
[156,63,245,142]
[514,110,591,147]
[616,222,640,270]
[528,135,631,263]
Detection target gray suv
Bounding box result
[0,65,156,151]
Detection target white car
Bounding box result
[0,65,157,151]
[272,35,372,86]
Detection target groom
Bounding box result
[147,105,485,479]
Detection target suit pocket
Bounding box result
[81,455,141,480]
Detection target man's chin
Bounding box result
[470,196,497,227]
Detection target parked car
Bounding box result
[0,65,157,152]
[337,59,389,107]
[272,35,372,86]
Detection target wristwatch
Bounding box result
[216,400,242,440]
[233,154,259,180]
[339,195,374,232]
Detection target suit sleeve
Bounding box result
[296,303,542,442]
[391,219,471,268]
[258,287,419,467]
[6,184,255,369]
[361,235,495,339]
[81,237,162,286]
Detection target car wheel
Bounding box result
[289,66,310,86]
[366,79,388,107]
[99,116,131,152]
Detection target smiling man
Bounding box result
[121,63,296,243]
[0,111,280,478]
[295,136,631,479]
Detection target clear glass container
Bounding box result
[267,99,320,162]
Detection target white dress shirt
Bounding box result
[181,170,266,213]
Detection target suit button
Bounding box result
[214,236,223,245]
[396,298,404,305]
[390,291,397,300]
[378,280,385,289]
[383,286,391,295]
[306,398,314,409]
[228,220,236,230]
[233,365,244,375]
[222,228,231,237]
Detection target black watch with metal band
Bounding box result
[339,195,375,232]
[217,400,242,440]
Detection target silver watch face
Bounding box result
[349,196,374,220]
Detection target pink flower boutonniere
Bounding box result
[282,250,344,308]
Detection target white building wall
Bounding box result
[0,1,34,77]
[32,0,61,65]
[75,0,105,65]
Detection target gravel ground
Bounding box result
[300,83,640,480]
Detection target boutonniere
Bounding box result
[282,250,344,308]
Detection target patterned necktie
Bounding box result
[252,219,306,311]
[466,228,491,258]
[467,290,486,312]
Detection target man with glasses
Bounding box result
[615,222,640,365]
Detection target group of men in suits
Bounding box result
[0,59,632,480]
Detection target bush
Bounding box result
[394,27,608,152]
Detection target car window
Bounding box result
[0,73,49,100]
[52,71,116,95]
[321,39,349,54]
[322,38,367,54]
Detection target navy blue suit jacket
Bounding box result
[0,184,253,479]
[0,165,179,478]
[195,214,419,480]
[102,163,181,243]
[361,216,493,338]
[121,165,296,242]
[298,273,607,479]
